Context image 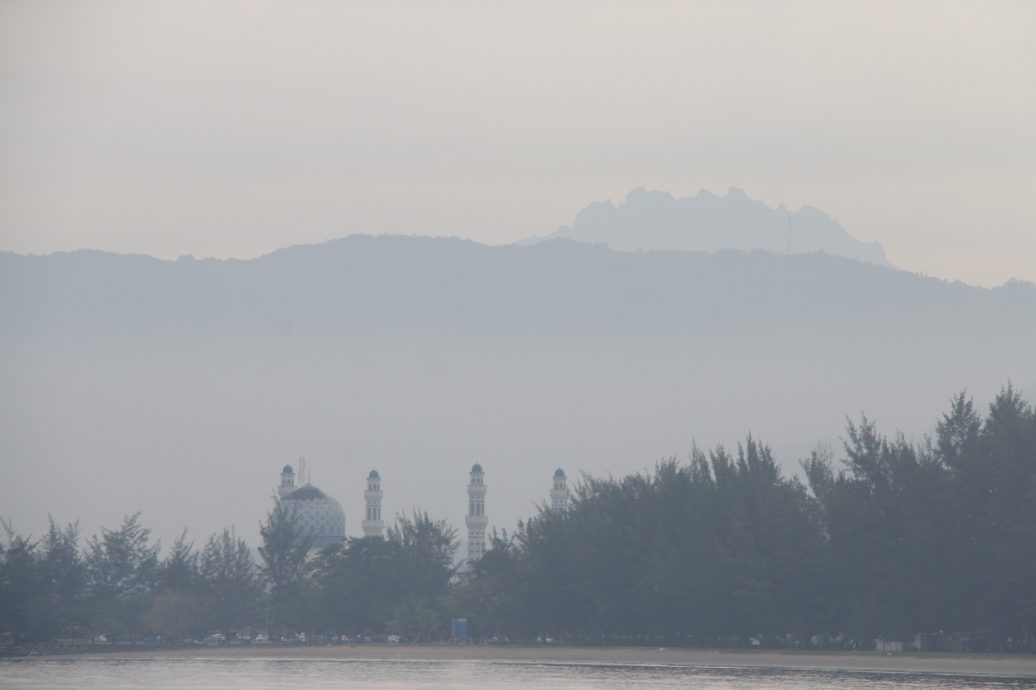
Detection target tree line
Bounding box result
[0,502,459,646]
[2,386,1035,651]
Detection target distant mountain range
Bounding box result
[526,187,893,268]
[1,235,1033,551]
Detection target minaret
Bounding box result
[278,464,296,499]
[550,468,569,514]
[465,464,488,562]
[362,470,385,538]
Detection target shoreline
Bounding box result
[17,644,1036,677]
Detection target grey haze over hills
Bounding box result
[1,236,1032,551]
[529,187,893,269]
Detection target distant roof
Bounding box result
[368,469,380,478]
[471,463,483,473]
[283,485,327,501]
[282,464,294,474]
[554,468,566,478]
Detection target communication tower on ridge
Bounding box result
[785,210,795,255]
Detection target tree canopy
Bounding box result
[2,387,1034,652]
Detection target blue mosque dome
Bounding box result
[471,463,483,473]
[554,467,566,478]
[368,469,380,478]
[281,482,346,550]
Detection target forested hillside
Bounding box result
[1,237,1033,548]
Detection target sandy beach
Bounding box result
[72,644,1036,678]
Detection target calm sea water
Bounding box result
[1,658,1034,689]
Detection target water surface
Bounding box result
[2,658,1034,689]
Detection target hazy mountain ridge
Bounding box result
[1,237,1033,549]
[527,187,892,268]
[1,235,1025,338]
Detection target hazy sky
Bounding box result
[1,1,1033,286]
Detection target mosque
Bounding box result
[274,462,570,559]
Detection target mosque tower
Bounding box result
[362,470,385,538]
[550,468,569,514]
[465,464,488,562]
[278,464,296,499]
